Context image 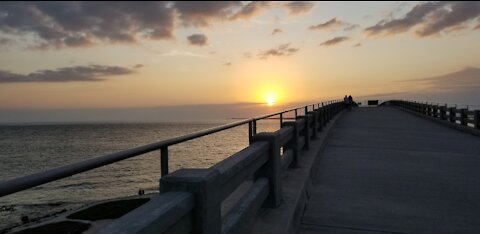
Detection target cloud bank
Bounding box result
[258,43,300,59]
[272,28,283,35]
[0,65,134,83]
[187,34,208,46]
[319,37,350,46]
[0,1,315,49]
[283,2,315,15]
[403,67,480,91]
[309,18,357,31]
[365,2,480,37]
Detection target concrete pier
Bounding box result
[4,102,480,234]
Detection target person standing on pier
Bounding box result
[344,95,351,111]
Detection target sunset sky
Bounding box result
[1,1,480,122]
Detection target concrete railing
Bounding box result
[98,101,345,234]
[388,100,480,131]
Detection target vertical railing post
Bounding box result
[296,115,310,150]
[248,121,253,144]
[161,146,169,177]
[307,111,318,139]
[252,132,282,207]
[279,113,283,128]
[316,107,323,131]
[440,106,446,120]
[283,121,299,167]
[449,107,456,123]
[460,108,468,126]
[474,110,480,129]
[161,169,221,234]
[307,111,319,138]
[325,103,330,122]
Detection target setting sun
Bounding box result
[264,91,277,106]
[266,96,275,106]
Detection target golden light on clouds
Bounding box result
[1,2,479,111]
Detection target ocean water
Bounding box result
[0,120,280,231]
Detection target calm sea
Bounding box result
[0,121,280,231]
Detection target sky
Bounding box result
[0,1,480,122]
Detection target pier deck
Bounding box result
[299,107,480,233]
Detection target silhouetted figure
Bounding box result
[344,95,351,111]
[348,95,357,107]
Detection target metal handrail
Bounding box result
[0,100,343,197]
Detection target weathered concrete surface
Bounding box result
[251,110,345,234]
[299,107,480,234]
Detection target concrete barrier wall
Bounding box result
[98,102,346,234]
[389,100,480,136]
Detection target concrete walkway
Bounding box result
[299,107,480,234]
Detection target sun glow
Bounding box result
[231,59,308,105]
[266,94,276,106]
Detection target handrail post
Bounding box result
[296,115,310,150]
[440,106,446,120]
[279,113,283,127]
[460,108,468,126]
[305,114,311,149]
[474,110,480,129]
[327,103,331,122]
[252,132,282,207]
[160,169,221,234]
[324,104,329,123]
[449,107,456,123]
[318,106,324,128]
[283,121,300,167]
[248,121,253,144]
[161,146,169,177]
[308,110,319,138]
